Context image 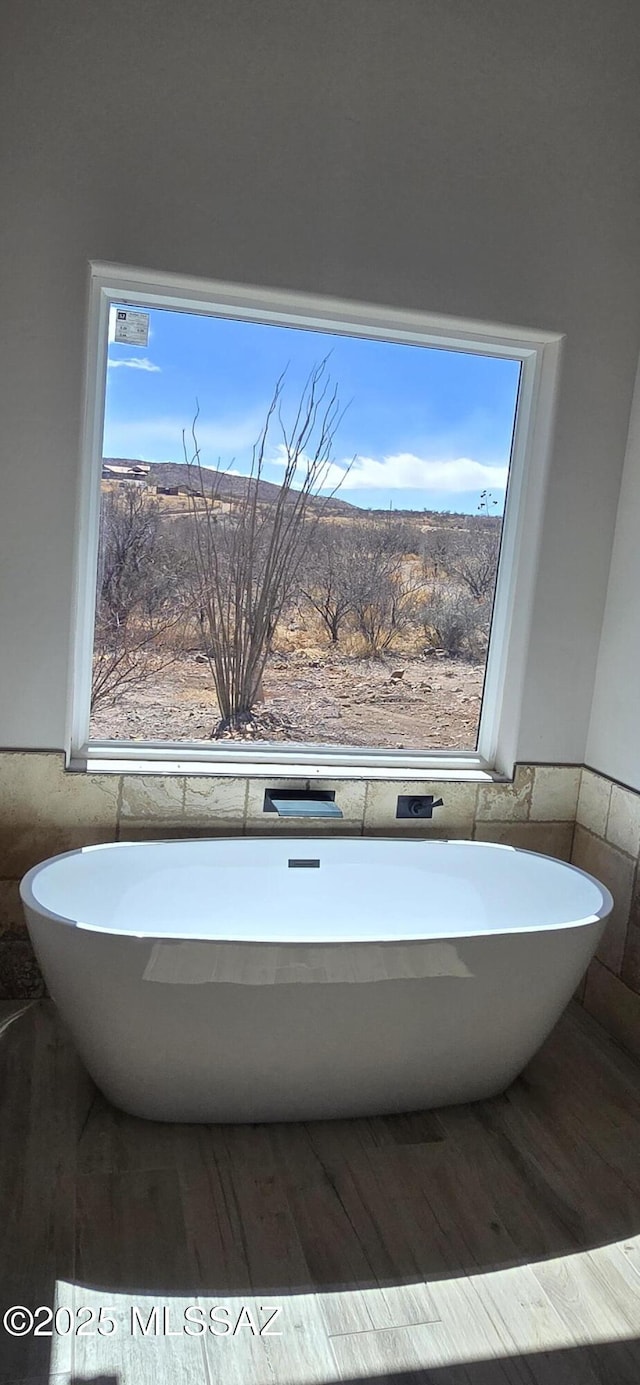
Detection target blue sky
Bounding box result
[104,304,521,514]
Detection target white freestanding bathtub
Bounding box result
[20,838,612,1123]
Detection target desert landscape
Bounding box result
[90,459,500,751]
[91,647,486,749]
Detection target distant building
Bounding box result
[155,485,180,496]
[101,462,150,484]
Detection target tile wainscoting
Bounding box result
[572,769,640,1059]
[0,752,579,1000]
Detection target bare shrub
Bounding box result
[449,523,500,601]
[349,521,423,656]
[423,518,501,602]
[299,522,359,644]
[185,361,348,734]
[422,528,455,580]
[422,587,492,661]
[377,515,421,557]
[91,485,193,711]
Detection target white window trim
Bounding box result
[67,261,563,780]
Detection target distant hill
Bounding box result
[103,460,502,529]
[102,459,355,516]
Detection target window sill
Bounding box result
[70,743,507,783]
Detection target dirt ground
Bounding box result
[90,649,485,750]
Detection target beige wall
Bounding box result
[587,361,640,792]
[1,1,640,763]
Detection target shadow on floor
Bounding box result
[325,1342,640,1382]
[2,998,640,1383]
[70,1378,119,1385]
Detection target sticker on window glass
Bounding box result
[114,309,150,347]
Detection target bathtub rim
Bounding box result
[19,838,614,943]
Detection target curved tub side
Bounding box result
[23,902,607,1123]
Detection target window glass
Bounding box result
[90,303,520,752]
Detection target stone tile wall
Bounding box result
[0,752,581,998]
[571,769,640,1059]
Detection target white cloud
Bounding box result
[270,444,508,494]
[107,356,161,373]
[328,453,508,493]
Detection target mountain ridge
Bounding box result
[103,458,356,515]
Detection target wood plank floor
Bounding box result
[1,999,640,1384]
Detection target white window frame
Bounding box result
[67,261,563,780]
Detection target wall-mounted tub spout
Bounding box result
[263,789,343,818]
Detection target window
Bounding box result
[69,264,562,777]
